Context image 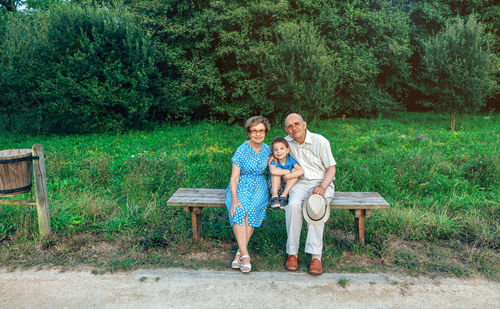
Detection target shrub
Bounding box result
[422,16,499,131]
[315,2,404,116]
[263,21,341,119]
[0,3,164,133]
[0,12,42,133]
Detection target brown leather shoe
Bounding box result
[309,258,323,275]
[285,255,298,271]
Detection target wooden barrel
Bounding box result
[0,149,33,197]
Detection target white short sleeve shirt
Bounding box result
[285,130,336,181]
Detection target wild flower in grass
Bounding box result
[203,144,231,156]
[417,134,428,141]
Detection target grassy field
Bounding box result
[0,112,498,279]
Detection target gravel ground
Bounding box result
[1,268,499,308]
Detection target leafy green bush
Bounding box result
[423,16,499,130]
[314,1,405,116]
[0,3,164,133]
[263,21,340,119]
[1,1,498,131]
[129,1,411,121]
[0,12,42,133]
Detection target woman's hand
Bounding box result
[268,155,275,167]
[230,199,243,218]
[229,163,242,218]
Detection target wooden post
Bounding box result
[351,209,366,245]
[191,207,202,239]
[32,144,50,237]
[358,209,365,244]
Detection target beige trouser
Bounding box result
[285,179,335,255]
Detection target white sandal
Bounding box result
[239,255,251,273]
[231,251,241,269]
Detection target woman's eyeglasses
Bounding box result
[250,129,266,135]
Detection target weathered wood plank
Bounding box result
[0,148,33,197]
[332,204,389,210]
[167,188,390,243]
[167,188,390,209]
[358,210,365,244]
[32,144,51,237]
[0,199,37,206]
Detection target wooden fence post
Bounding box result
[32,144,50,237]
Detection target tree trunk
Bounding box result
[450,111,458,131]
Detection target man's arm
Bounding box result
[312,165,336,196]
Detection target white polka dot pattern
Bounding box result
[225,141,271,227]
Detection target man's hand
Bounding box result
[311,186,325,196]
[312,165,335,197]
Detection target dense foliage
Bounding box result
[0,0,499,133]
[0,3,164,133]
[423,16,498,130]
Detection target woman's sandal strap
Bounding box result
[231,251,242,268]
[239,255,251,273]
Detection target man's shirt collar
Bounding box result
[285,130,311,145]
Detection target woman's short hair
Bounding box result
[244,115,270,135]
[271,136,289,149]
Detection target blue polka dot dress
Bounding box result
[226,141,271,227]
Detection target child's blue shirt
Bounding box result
[268,155,298,185]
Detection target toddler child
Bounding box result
[268,137,304,208]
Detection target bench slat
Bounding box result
[168,188,390,243]
[167,188,390,210]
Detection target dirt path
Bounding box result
[1,268,499,308]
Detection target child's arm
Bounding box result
[269,162,291,176]
[283,164,304,181]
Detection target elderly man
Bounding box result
[283,113,336,275]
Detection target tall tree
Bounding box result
[264,21,340,119]
[423,16,498,131]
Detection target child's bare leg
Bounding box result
[282,177,298,197]
[271,175,281,197]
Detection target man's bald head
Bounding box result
[285,113,304,125]
[284,113,307,144]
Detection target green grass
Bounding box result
[338,278,349,288]
[0,112,498,279]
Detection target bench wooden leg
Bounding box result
[351,209,366,245]
[358,209,365,244]
[184,207,202,239]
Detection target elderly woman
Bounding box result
[225,115,272,273]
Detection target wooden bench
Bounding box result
[167,188,390,244]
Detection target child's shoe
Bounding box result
[270,196,280,208]
[279,195,288,208]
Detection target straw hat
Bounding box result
[302,194,330,226]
